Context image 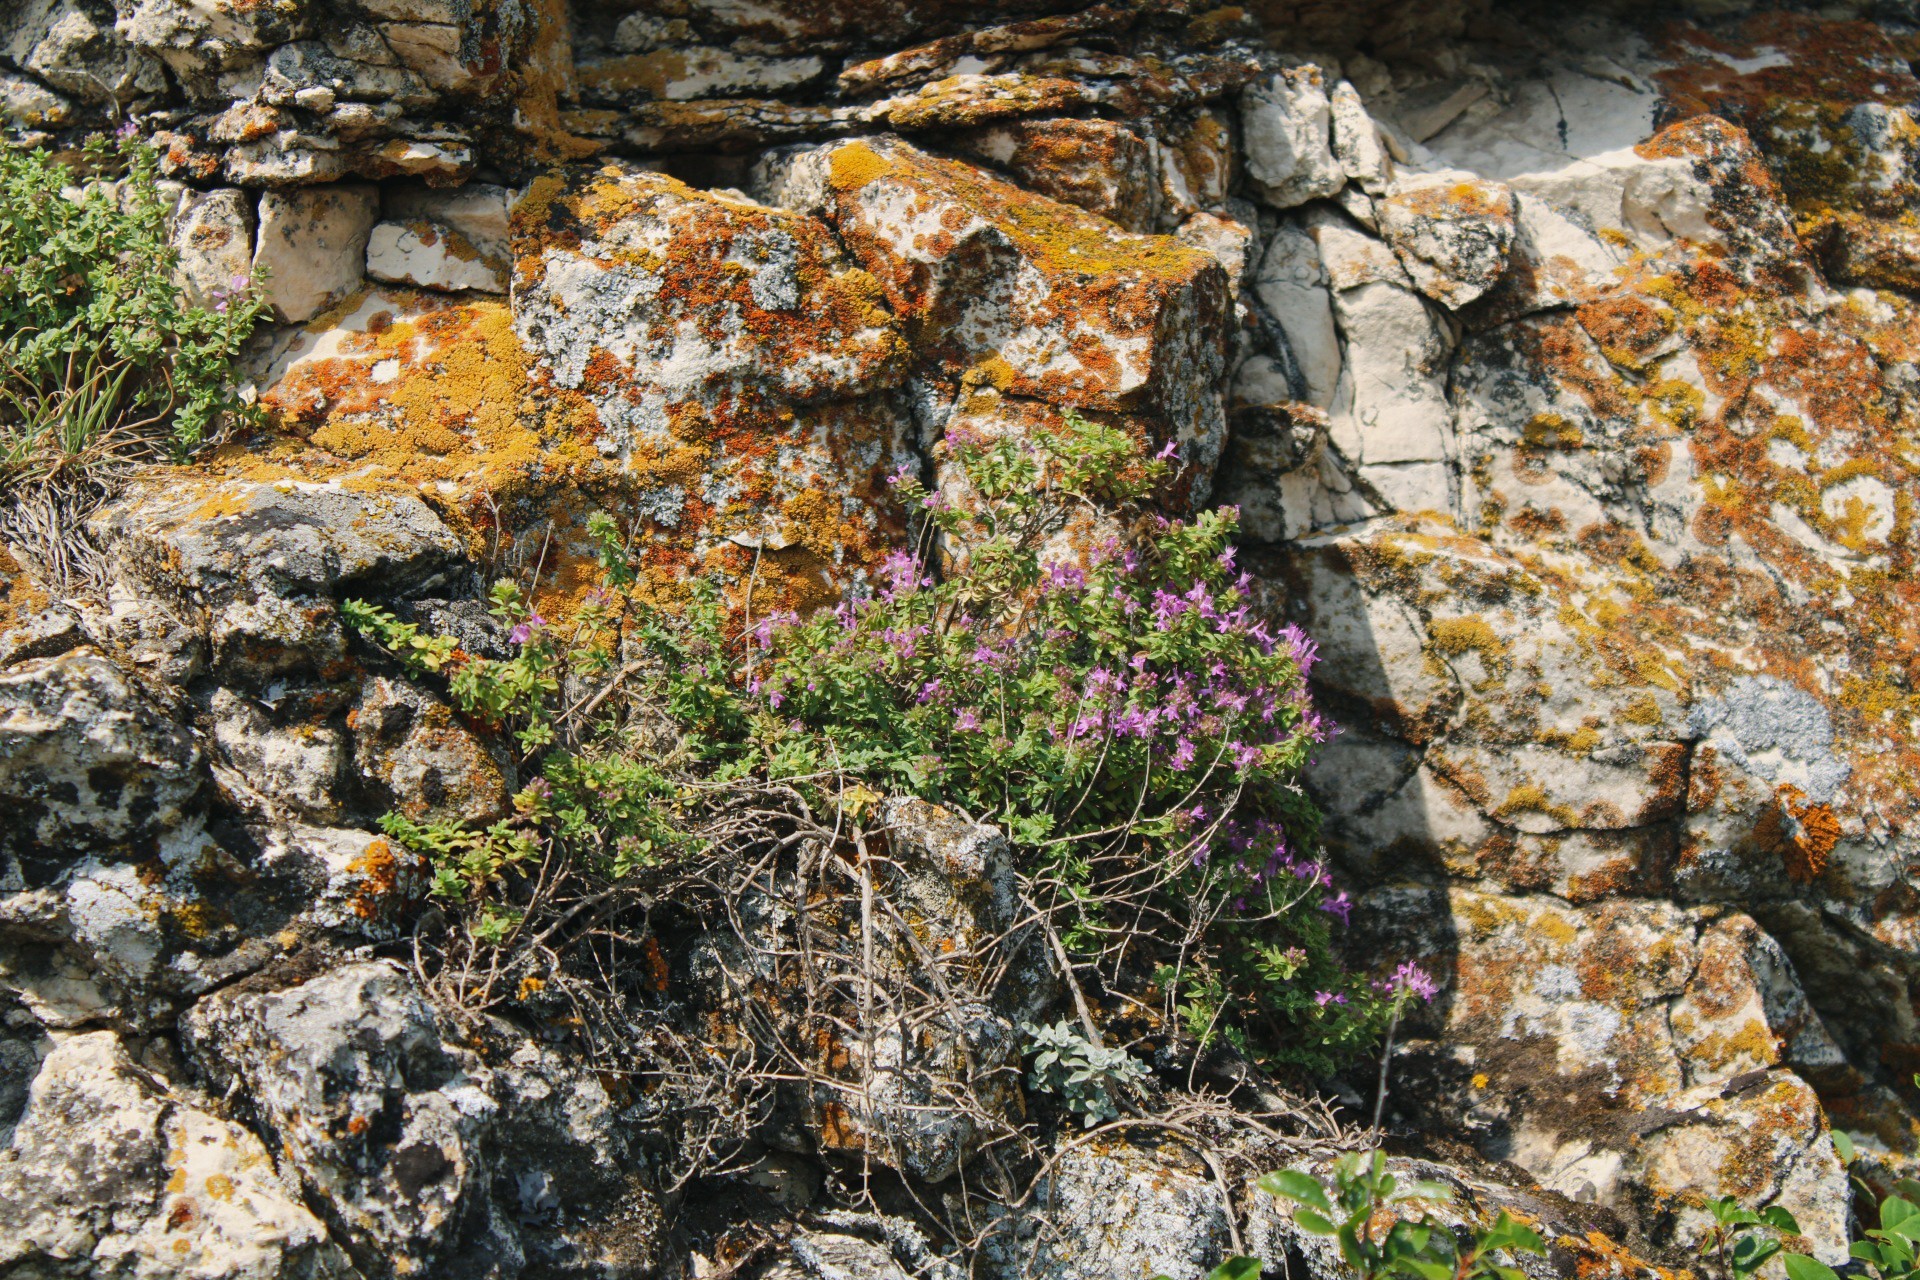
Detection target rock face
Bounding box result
[184,961,662,1279]
[9,0,1920,1274]
[0,1029,352,1279]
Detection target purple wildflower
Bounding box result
[1394,961,1438,1003]
[1319,891,1352,924]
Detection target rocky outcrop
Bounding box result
[183,961,662,1278]
[9,0,1920,1274]
[0,1029,352,1279]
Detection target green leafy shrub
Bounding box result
[1021,1019,1150,1126]
[0,130,265,485]
[346,414,1405,1071]
[1258,1151,1545,1280]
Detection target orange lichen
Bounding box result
[1755,786,1840,882]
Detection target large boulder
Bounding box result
[0,1029,353,1278]
[183,960,663,1279]
[510,162,916,611]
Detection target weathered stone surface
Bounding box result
[366,217,507,293]
[4,0,166,104]
[1239,65,1344,210]
[945,117,1160,232]
[983,1137,1232,1280]
[0,68,71,126]
[0,1030,352,1279]
[384,181,512,261]
[1375,172,1515,309]
[820,135,1231,495]
[169,185,257,305]
[512,161,914,610]
[253,185,378,323]
[349,674,512,823]
[1355,886,1850,1257]
[0,649,201,875]
[90,476,466,621]
[184,960,659,1280]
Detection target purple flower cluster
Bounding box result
[1376,960,1439,1004]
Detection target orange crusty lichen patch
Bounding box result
[1654,13,1920,127]
[1754,786,1841,883]
[0,543,50,635]
[821,135,1230,437]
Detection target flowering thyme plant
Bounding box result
[638,411,1400,1069]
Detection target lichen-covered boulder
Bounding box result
[1354,886,1851,1258]
[511,162,915,611]
[816,135,1232,496]
[0,1029,353,1279]
[0,648,202,878]
[183,960,660,1279]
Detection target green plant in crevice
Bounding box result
[1707,1195,1804,1279]
[0,130,266,485]
[345,413,1395,1071]
[1021,1019,1150,1127]
[1258,1151,1546,1280]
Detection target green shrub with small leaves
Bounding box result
[345,417,1400,1071]
[1258,1151,1545,1280]
[0,131,265,484]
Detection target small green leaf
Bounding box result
[1202,1261,1263,1280]
[1294,1209,1336,1236]
[1260,1171,1333,1215]
[1782,1254,1842,1280]
[1759,1206,1802,1235]
[1832,1131,1857,1164]
[1400,1179,1455,1205]
[1884,1196,1920,1239]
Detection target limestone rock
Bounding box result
[983,1137,1232,1280]
[1353,885,1850,1257]
[253,185,378,324]
[945,117,1160,232]
[89,476,466,624]
[384,181,512,261]
[0,68,72,126]
[1211,401,1332,542]
[511,161,914,610]
[183,960,657,1280]
[0,649,202,877]
[349,674,512,824]
[117,0,313,88]
[366,218,507,293]
[0,1030,352,1278]
[820,135,1231,495]
[4,0,166,105]
[576,46,824,106]
[1375,172,1515,308]
[169,186,257,306]
[1239,65,1344,210]
[1250,221,1341,409]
